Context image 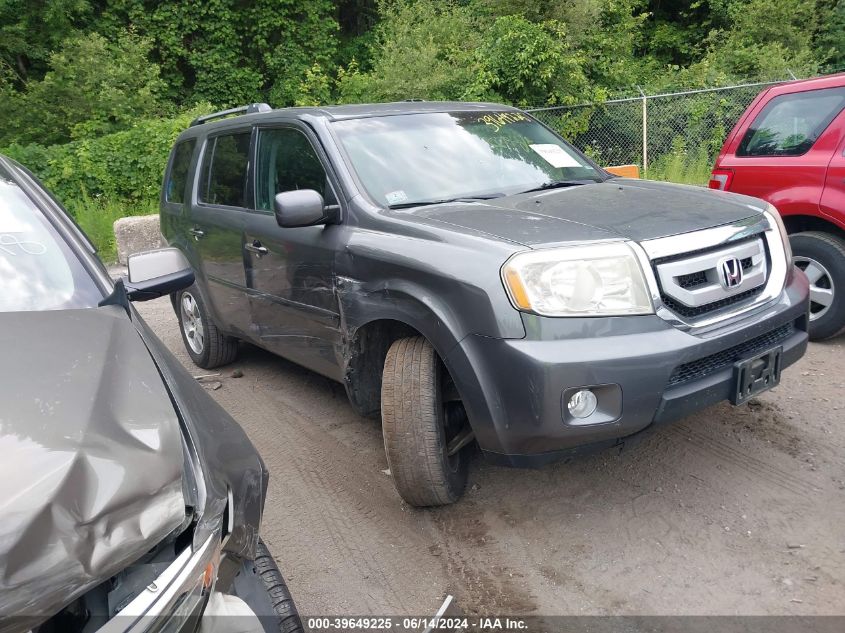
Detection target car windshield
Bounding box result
[332,110,604,208]
[0,171,102,311]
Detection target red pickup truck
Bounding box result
[710,73,845,340]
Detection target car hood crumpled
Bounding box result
[0,305,186,625]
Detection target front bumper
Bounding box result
[93,535,274,633]
[446,269,809,467]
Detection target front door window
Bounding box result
[255,128,336,211]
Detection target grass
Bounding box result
[68,194,157,263]
[645,143,714,186]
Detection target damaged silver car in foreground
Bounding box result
[0,155,303,633]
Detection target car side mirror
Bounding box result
[274,190,338,228]
[124,248,194,302]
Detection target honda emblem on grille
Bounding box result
[719,256,744,289]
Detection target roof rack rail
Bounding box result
[189,102,272,127]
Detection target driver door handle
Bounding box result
[245,240,269,256]
[189,227,205,240]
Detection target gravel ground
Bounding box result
[135,296,844,617]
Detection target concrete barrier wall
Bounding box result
[113,214,165,264]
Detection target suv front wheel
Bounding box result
[380,337,470,506]
[791,231,845,340]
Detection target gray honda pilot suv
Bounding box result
[160,101,810,507]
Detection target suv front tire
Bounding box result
[380,337,469,506]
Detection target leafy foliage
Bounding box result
[815,0,845,72]
[0,0,91,85]
[335,3,599,106]
[4,105,208,208]
[474,15,593,106]
[0,0,839,261]
[336,1,487,103]
[92,0,340,108]
[0,31,167,146]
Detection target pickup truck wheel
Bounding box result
[791,232,845,340]
[381,337,469,507]
[176,287,238,368]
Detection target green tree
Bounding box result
[473,15,594,106]
[814,0,845,71]
[94,0,340,107]
[336,1,488,103]
[2,30,166,146]
[476,0,649,91]
[0,0,91,85]
[336,1,599,106]
[700,0,820,79]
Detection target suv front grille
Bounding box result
[668,322,794,386]
[675,257,753,291]
[653,236,769,320]
[661,286,764,318]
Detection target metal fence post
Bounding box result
[637,85,648,175]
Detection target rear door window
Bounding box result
[165,139,196,203]
[199,132,251,207]
[737,87,845,157]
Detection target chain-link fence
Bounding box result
[526,80,794,185]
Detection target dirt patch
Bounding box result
[718,399,805,457]
[430,505,538,615]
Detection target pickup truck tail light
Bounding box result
[709,169,734,191]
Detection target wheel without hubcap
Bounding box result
[175,286,239,368]
[793,256,835,322]
[180,291,205,355]
[790,231,845,341]
[381,336,471,506]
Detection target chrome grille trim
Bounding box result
[630,209,790,332]
[640,211,767,260]
[655,237,768,308]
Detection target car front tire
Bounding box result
[791,231,845,341]
[381,336,469,507]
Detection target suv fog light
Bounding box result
[567,389,598,419]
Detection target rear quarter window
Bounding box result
[165,139,196,203]
[737,87,845,157]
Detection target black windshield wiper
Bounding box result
[520,179,593,194]
[388,194,504,209]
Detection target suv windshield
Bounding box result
[0,172,102,312]
[332,110,603,208]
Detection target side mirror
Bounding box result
[274,189,337,228]
[124,248,194,302]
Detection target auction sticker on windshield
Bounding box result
[385,190,408,205]
[529,143,581,168]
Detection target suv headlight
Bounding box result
[764,204,792,263]
[501,242,655,317]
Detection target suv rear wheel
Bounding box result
[381,337,470,506]
[176,286,239,368]
[791,231,845,340]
